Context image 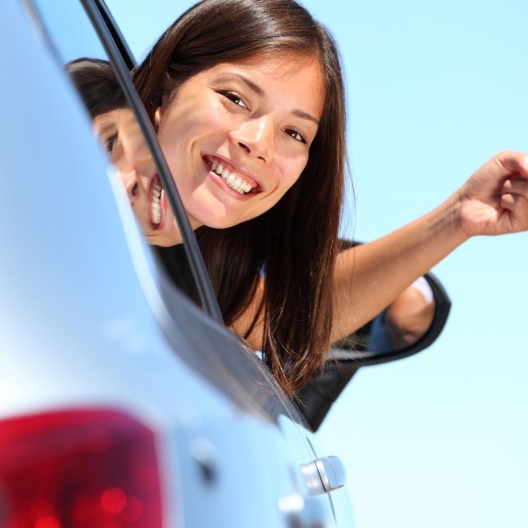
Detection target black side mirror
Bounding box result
[332,271,450,366]
[296,241,451,431]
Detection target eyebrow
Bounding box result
[94,124,118,143]
[96,121,116,133]
[219,72,320,126]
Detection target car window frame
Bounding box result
[79,0,224,324]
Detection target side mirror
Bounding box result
[296,244,451,431]
[332,271,450,366]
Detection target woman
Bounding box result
[129,0,528,395]
[131,0,348,394]
[71,1,528,396]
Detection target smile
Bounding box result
[205,156,257,195]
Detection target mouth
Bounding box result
[148,174,165,229]
[204,155,259,195]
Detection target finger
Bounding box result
[501,193,517,211]
[500,193,528,229]
[494,151,528,177]
[502,175,528,194]
[501,190,528,211]
[501,176,528,197]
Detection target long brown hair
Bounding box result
[134,0,347,395]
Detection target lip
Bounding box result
[147,173,166,230]
[202,154,262,198]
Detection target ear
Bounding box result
[154,106,163,127]
[154,92,172,126]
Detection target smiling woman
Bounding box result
[63,0,528,400]
[68,0,528,526]
[128,0,528,397]
[133,0,347,395]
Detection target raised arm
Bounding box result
[332,151,528,342]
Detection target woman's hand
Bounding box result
[456,151,528,238]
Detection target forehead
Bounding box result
[93,108,135,129]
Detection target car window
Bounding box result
[30,0,216,316]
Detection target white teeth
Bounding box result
[152,204,161,225]
[209,159,253,194]
[151,184,162,225]
[232,177,243,191]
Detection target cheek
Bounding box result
[280,155,309,191]
[160,99,230,146]
[265,163,306,211]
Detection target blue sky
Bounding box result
[105,1,528,526]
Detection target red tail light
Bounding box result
[0,409,163,527]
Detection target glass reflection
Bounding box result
[67,59,181,247]
[66,58,200,305]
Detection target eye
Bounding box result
[220,91,248,109]
[283,128,307,144]
[104,132,119,155]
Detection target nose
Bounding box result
[117,147,155,205]
[120,169,140,205]
[231,117,273,162]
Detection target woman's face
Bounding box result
[93,109,180,246]
[154,53,325,231]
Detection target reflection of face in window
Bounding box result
[66,58,181,247]
[92,107,181,247]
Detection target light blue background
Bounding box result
[106,1,528,526]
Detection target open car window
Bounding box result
[30,0,221,320]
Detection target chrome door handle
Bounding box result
[301,455,347,495]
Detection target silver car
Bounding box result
[0,1,450,526]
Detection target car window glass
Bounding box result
[31,0,204,310]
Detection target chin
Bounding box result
[202,221,234,230]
